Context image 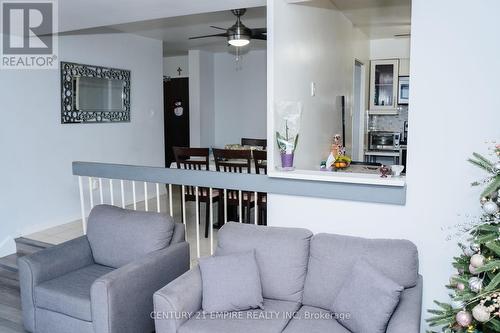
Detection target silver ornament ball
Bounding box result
[469,264,479,275]
[463,246,476,257]
[469,277,483,293]
[455,310,472,327]
[470,253,485,268]
[470,242,481,252]
[493,162,500,173]
[483,201,500,215]
[472,304,491,322]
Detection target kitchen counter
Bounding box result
[269,168,406,187]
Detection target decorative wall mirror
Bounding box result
[60,62,131,123]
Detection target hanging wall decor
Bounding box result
[60,61,131,124]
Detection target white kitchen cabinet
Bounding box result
[399,58,410,76]
[369,59,399,115]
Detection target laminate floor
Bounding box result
[0,265,27,333]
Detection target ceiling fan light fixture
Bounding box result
[228,34,250,47]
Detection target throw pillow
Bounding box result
[331,258,404,333]
[199,250,264,313]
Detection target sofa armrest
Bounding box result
[153,266,203,333]
[17,236,93,332]
[91,242,190,333]
[386,275,423,333]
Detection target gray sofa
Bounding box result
[18,205,190,333]
[153,222,422,333]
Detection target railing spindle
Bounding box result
[144,182,149,211]
[239,190,242,223]
[99,178,104,204]
[168,184,173,217]
[88,177,94,209]
[109,179,114,205]
[182,185,187,239]
[209,187,214,255]
[120,180,125,208]
[254,191,258,225]
[195,186,200,258]
[132,181,137,210]
[78,176,87,234]
[224,189,228,223]
[156,183,161,213]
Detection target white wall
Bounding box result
[0,33,164,256]
[188,49,267,148]
[188,50,215,147]
[268,0,369,170]
[163,55,189,77]
[370,38,411,75]
[268,0,500,330]
[370,38,411,59]
[214,50,267,147]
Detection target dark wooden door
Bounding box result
[164,78,189,167]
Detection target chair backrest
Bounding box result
[212,148,252,174]
[86,205,177,268]
[252,149,267,175]
[173,147,210,171]
[173,147,210,196]
[241,138,267,149]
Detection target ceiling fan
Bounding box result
[189,9,266,47]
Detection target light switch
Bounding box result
[310,82,316,97]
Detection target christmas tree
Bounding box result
[427,144,500,333]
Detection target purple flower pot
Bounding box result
[281,153,294,168]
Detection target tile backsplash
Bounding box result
[368,106,408,133]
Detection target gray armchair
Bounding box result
[18,204,190,333]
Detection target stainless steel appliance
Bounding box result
[368,131,401,151]
[402,121,408,143]
[398,76,409,105]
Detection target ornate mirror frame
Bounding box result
[60,61,131,124]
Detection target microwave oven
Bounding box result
[368,131,401,151]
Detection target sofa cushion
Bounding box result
[179,298,300,333]
[199,251,263,313]
[282,305,350,333]
[87,205,175,268]
[35,264,113,321]
[331,259,403,333]
[215,222,313,303]
[302,233,418,310]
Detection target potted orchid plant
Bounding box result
[275,101,302,170]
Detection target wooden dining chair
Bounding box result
[252,149,267,226]
[212,148,254,224]
[173,147,220,238]
[241,138,267,149]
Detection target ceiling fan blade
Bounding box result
[210,26,228,31]
[252,34,267,41]
[189,33,228,40]
[251,28,267,35]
